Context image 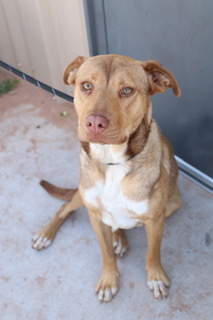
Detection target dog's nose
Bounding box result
[85,115,109,133]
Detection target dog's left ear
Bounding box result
[63,56,87,85]
[142,60,181,97]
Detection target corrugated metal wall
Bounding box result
[0,0,89,94]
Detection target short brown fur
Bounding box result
[32,54,182,302]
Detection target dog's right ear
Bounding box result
[63,56,87,85]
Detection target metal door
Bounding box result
[84,0,213,179]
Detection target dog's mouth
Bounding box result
[83,132,108,144]
[78,128,127,145]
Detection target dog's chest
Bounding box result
[83,165,148,231]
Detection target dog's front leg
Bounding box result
[89,210,119,302]
[145,216,170,299]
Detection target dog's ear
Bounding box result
[63,56,87,85]
[142,60,181,97]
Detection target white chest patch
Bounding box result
[84,164,148,231]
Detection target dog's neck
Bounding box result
[89,142,131,165]
[80,120,150,166]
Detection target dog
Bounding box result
[32,54,182,302]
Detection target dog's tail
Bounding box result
[40,180,77,201]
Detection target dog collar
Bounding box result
[104,154,136,166]
[105,162,120,165]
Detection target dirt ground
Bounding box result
[0,67,212,320]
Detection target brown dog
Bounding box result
[32,54,182,302]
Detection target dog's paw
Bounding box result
[146,265,170,299]
[113,230,128,257]
[96,287,118,302]
[32,232,52,250]
[113,239,128,257]
[95,268,119,302]
[147,280,169,299]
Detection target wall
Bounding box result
[85,0,213,177]
[0,0,90,94]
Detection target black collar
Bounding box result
[104,154,136,165]
[105,162,120,165]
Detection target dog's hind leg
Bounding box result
[32,189,83,250]
[165,185,182,218]
[112,229,128,257]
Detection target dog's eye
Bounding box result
[121,87,133,96]
[82,82,92,91]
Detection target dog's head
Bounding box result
[63,55,181,145]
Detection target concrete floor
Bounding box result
[0,69,213,320]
